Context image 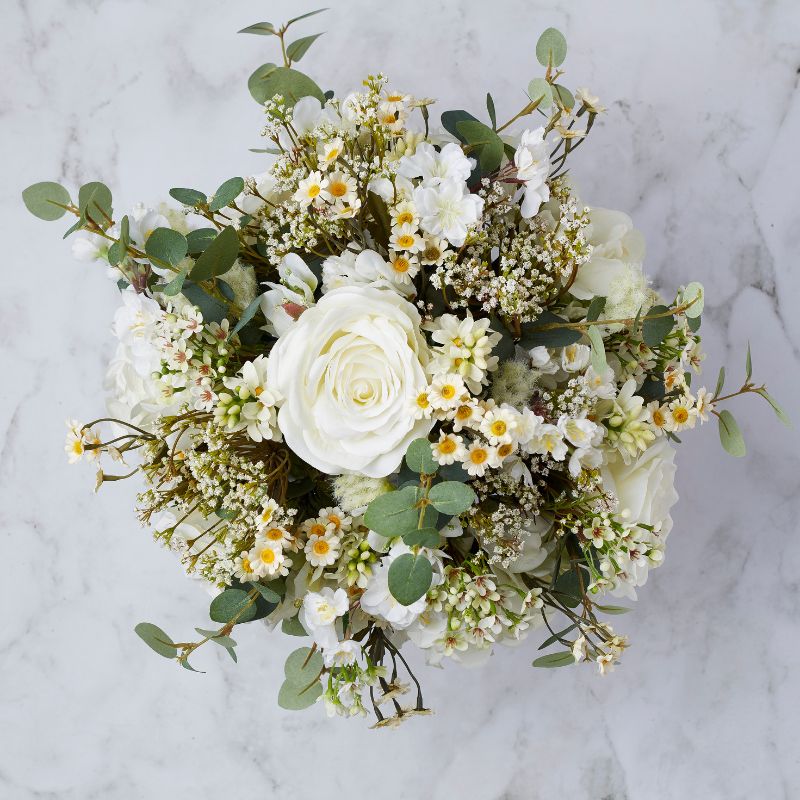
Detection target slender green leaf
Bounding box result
[745,342,752,383]
[388,553,433,606]
[594,604,632,615]
[756,388,791,427]
[208,177,245,212]
[194,628,237,649]
[286,8,328,27]
[586,296,606,322]
[230,295,263,337]
[486,92,497,129]
[238,21,276,35]
[714,366,726,398]
[22,181,71,221]
[134,622,177,659]
[286,33,324,63]
[537,622,580,650]
[718,409,746,457]
[532,651,576,668]
[587,325,607,374]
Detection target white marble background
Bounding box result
[2,0,799,797]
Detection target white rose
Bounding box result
[266,285,433,477]
[602,437,679,536]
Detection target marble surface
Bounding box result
[2,0,800,797]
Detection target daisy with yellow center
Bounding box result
[389,251,419,284]
[319,137,344,166]
[647,401,669,436]
[463,440,499,477]
[264,526,291,545]
[322,171,357,206]
[304,529,341,568]
[668,398,697,432]
[301,518,333,539]
[409,387,434,420]
[420,235,449,266]
[450,401,483,432]
[317,507,352,533]
[249,539,290,578]
[694,387,713,423]
[258,498,280,527]
[389,222,423,253]
[293,170,328,208]
[432,431,466,466]
[480,406,518,445]
[233,552,257,582]
[390,200,419,229]
[429,373,467,411]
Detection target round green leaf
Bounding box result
[284,646,323,686]
[209,177,245,212]
[642,305,675,348]
[552,84,575,111]
[209,588,256,624]
[427,481,476,516]
[388,552,433,606]
[405,438,438,474]
[145,227,188,267]
[278,678,323,710]
[134,622,177,659]
[186,227,217,254]
[456,119,504,175]
[402,527,441,548]
[363,486,419,538]
[536,27,567,67]
[248,65,325,107]
[189,225,240,281]
[532,651,576,668]
[718,409,746,457]
[527,78,553,109]
[169,187,207,207]
[682,282,704,318]
[22,181,71,221]
[78,181,113,225]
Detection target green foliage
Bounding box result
[519,311,581,348]
[209,588,256,624]
[281,615,309,637]
[536,27,568,67]
[388,552,433,606]
[279,646,323,710]
[22,181,71,221]
[160,263,192,296]
[486,92,497,128]
[455,119,504,175]
[248,65,325,107]
[594,604,632,615]
[755,388,791,427]
[238,21,276,35]
[427,481,476,515]
[134,622,177,659]
[532,651,575,668]
[586,296,606,322]
[180,283,228,323]
[145,227,187,267]
[527,78,553,109]
[682,282,704,318]
[286,8,328,27]
[745,343,752,383]
[189,225,239,281]
[363,486,418,538]
[718,409,746,457]
[402,527,441,548]
[186,227,217,255]
[642,305,674,347]
[714,366,726,398]
[169,187,207,207]
[230,295,263,337]
[587,325,607,374]
[552,84,575,111]
[286,33,324,62]
[249,581,281,604]
[78,181,113,226]
[208,177,245,212]
[405,438,438,474]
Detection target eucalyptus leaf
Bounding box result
[682,282,704,318]
[427,481,476,516]
[642,305,674,347]
[189,225,239,281]
[718,409,746,457]
[169,187,207,207]
[186,227,217,255]
[363,486,419,538]
[208,177,245,212]
[535,27,567,68]
[532,651,576,668]
[286,33,324,63]
[520,311,582,348]
[249,581,281,604]
[387,552,433,606]
[586,296,606,322]
[587,325,607,374]
[552,84,575,111]
[22,181,71,221]
[134,622,177,659]
[230,295,263,338]
[248,65,325,107]
[238,21,276,35]
[160,262,191,296]
[209,588,256,624]
[180,283,228,324]
[278,678,322,710]
[440,109,480,140]
[247,62,278,103]
[402,527,441,548]
[194,628,237,649]
[281,615,309,637]
[145,227,187,267]
[456,119,504,174]
[405,438,438,474]
[78,181,113,226]
[527,78,553,109]
[284,647,323,686]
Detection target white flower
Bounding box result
[266,285,433,477]
[480,405,519,445]
[397,142,474,186]
[305,529,341,568]
[322,171,358,206]
[597,653,615,675]
[561,343,592,373]
[427,313,501,393]
[389,223,424,254]
[428,373,466,411]
[557,414,602,449]
[513,128,551,218]
[319,137,344,167]
[666,397,697,432]
[71,231,108,264]
[463,440,500,476]
[111,290,163,375]
[390,200,419,228]
[300,588,349,650]
[248,538,290,578]
[694,387,714,422]
[293,170,328,207]
[219,355,281,442]
[413,180,483,247]
[576,87,606,113]
[431,431,466,465]
[584,365,617,399]
[321,248,412,297]
[523,423,567,461]
[322,639,360,668]
[316,506,352,534]
[64,420,100,463]
[387,252,419,284]
[260,253,318,337]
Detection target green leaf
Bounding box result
[286,33,324,63]
[405,438,438,474]
[186,227,217,255]
[169,187,207,207]
[230,295,263,338]
[456,119,504,175]
[387,552,433,606]
[249,581,281,604]
[532,651,576,668]
[78,181,113,226]
[527,78,553,109]
[586,296,606,322]
[278,679,322,710]
[554,568,584,608]
[208,177,245,212]
[238,21,276,35]
[745,342,752,383]
[587,325,607,374]
[537,622,580,650]
[427,481,476,516]
[284,646,323,686]
[756,388,791,427]
[714,367,726,398]
[286,8,328,27]
[552,84,575,111]
[642,305,674,347]
[180,282,228,323]
[134,622,177,659]
[194,628,237,649]
[687,314,702,333]
[594,604,632,615]
[22,181,71,221]
[682,282,704,318]
[536,27,568,67]
[109,214,130,266]
[281,615,309,637]
[486,92,497,129]
[402,527,441,548]
[718,409,746,457]
[209,588,256,624]
[363,486,419,538]
[248,65,325,107]
[189,225,239,281]
[145,227,187,267]
[520,311,582,348]
[441,109,480,141]
[160,262,192,296]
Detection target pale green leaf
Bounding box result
[427,481,476,516]
[22,181,71,221]
[387,553,433,606]
[718,409,746,457]
[134,622,177,659]
[532,651,576,668]
[535,27,567,68]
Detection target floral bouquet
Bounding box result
[23,11,788,725]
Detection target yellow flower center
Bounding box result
[396,234,415,249]
[382,113,397,124]
[490,420,507,436]
[439,438,457,454]
[309,523,327,537]
[652,409,666,427]
[259,548,276,564]
[396,211,415,226]
[313,539,331,556]
[327,514,341,528]
[241,557,252,573]
[470,448,488,465]
[498,443,514,458]
[673,407,689,424]
[265,527,284,541]
[416,393,430,409]
[455,405,472,420]
[329,181,348,198]
[307,184,321,198]
[71,439,84,455]
[254,385,264,396]
[387,93,404,102]
[392,257,410,273]
[441,384,456,400]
